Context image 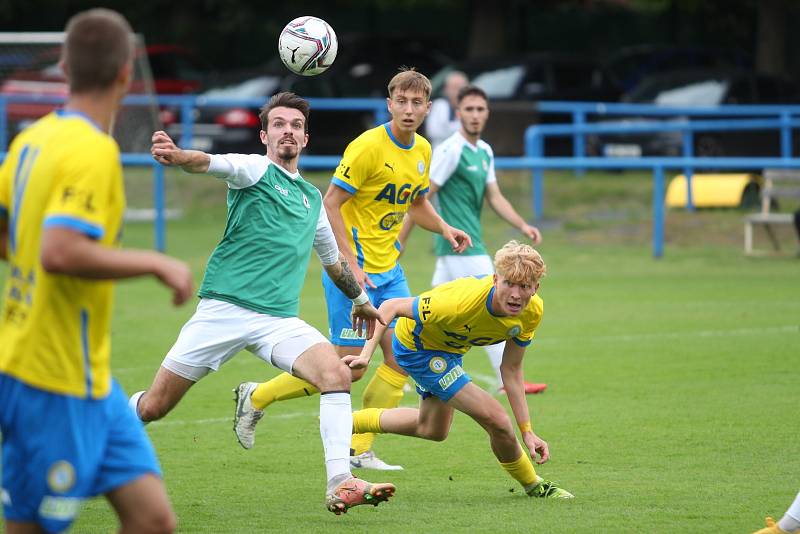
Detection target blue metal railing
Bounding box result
[3,94,800,257]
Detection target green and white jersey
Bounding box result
[198,154,338,318]
[431,131,496,256]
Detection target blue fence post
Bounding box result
[374,104,389,126]
[653,166,665,258]
[179,96,196,149]
[525,126,545,219]
[682,130,694,212]
[153,163,165,252]
[573,110,586,176]
[780,111,792,158]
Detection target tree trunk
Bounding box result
[756,0,787,76]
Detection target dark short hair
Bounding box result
[259,92,310,132]
[63,8,133,93]
[457,85,488,106]
[388,66,432,100]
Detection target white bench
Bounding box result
[744,169,800,255]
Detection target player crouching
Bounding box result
[343,240,574,499]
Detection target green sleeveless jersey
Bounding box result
[198,154,331,317]
[431,132,496,256]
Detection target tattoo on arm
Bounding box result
[327,257,362,299]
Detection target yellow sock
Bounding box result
[250,373,319,410]
[499,449,539,489]
[352,408,385,434]
[350,364,406,454]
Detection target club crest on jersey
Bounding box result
[303,194,310,209]
[47,461,76,492]
[428,356,447,374]
[379,211,405,230]
[507,325,522,337]
[417,160,425,175]
[482,159,489,171]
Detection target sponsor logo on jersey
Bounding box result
[417,160,425,175]
[374,183,423,205]
[274,184,289,197]
[466,165,478,172]
[428,356,447,373]
[379,211,405,231]
[507,325,522,337]
[47,461,76,493]
[339,328,367,340]
[39,496,81,521]
[438,365,465,390]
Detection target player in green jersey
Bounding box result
[129,92,396,514]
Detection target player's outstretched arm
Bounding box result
[485,182,542,244]
[407,195,472,253]
[150,130,211,173]
[499,341,549,464]
[41,227,194,305]
[342,297,414,370]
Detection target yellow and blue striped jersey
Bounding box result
[0,110,125,399]
[331,123,431,273]
[395,275,542,354]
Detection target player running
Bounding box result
[238,68,471,471]
[0,9,194,532]
[128,92,395,514]
[343,241,574,500]
[400,84,546,395]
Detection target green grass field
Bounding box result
[2,169,799,533]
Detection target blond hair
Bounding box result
[493,241,546,284]
[387,67,432,100]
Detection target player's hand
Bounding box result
[342,353,370,370]
[349,259,376,289]
[523,431,550,465]
[151,130,187,167]
[153,255,194,306]
[443,225,472,254]
[521,223,542,245]
[351,301,385,339]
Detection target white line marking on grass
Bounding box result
[149,410,318,427]
[537,324,798,344]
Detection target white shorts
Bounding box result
[431,254,494,287]
[162,298,328,382]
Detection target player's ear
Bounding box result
[302,132,309,148]
[425,100,432,116]
[386,97,392,113]
[58,59,68,78]
[259,129,267,146]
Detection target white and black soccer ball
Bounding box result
[278,16,338,77]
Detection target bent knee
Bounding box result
[318,361,352,391]
[419,426,449,442]
[137,395,171,423]
[125,509,177,534]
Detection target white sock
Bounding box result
[319,392,353,493]
[128,391,145,420]
[779,491,800,533]
[485,343,505,387]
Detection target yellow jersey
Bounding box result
[331,123,431,273]
[395,275,542,354]
[0,110,125,399]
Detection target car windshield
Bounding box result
[472,65,525,99]
[202,76,280,99]
[627,72,730,106]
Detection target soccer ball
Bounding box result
[278,16,338,77]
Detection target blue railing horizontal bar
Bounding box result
[527,117,800,136]
[537,101,800,116]
[497,156,800,170]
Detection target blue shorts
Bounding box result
[0,373,161,533]
[392,335,472,401]
[323,263,411,347]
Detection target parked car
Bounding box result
[0,45,212,151]
[603,44,752,92]
[168,34,454,156]
[587,68,800,161]
[428,53,623,155]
